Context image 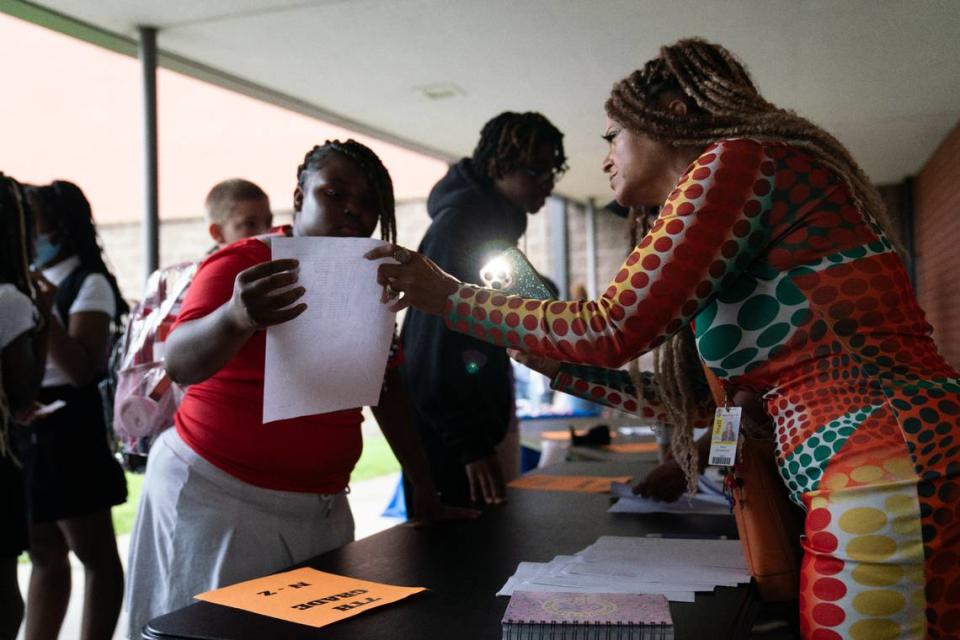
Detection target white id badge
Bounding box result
[708,406,742,467]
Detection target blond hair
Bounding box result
[204,178,268,225]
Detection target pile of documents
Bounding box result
[498,536,749,603]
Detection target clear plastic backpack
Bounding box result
[109,261,196,470]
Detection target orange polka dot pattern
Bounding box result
[443,139,960,639]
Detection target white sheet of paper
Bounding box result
[577,536,748,571]
[496,561,696,602]
[263,237,395,423]
[608,482,731,516]
[558,558,746,586]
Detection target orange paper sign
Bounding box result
[540,430,620,441]
[540,429,573,441]
[508,474,631,493]
[603,442,658,454]
[194,567,426,628]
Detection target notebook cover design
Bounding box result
[502,591,672,626]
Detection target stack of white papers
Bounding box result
[498,536,749,602]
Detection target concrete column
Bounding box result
[585,197,598,299]
[548,196,569,297]
[139,26,159,279]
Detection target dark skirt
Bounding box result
[0,452,27,556]
[15,383,127,523]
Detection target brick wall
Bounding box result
[914,119,960,368]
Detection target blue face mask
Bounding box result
[33,233,62,268]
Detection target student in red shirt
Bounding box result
[125,140,475,637]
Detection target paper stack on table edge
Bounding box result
[497,535,749,602]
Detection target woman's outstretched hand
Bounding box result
[364,244,460,314]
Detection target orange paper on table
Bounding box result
[603,442,658,454]
[508,474,631,493]
[540,430,619,441]
[194,567,425,629]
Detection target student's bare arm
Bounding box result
[46,310,111,387]
[372,367,479,523]
[372,367,436,490]
[7,275,54,406]
[2,330,46,411]
[165,259,305,385]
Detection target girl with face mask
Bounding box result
[19,180,128,640]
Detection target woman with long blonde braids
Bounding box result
[373,37,960,639]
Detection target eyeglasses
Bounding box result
[521,166,565,182]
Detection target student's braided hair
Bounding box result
[0,174,34,297]
[0,173,36,463]
[471,112,568,182]
[28,181,129,322]
[606,38,901,254]
[296,139,396,243]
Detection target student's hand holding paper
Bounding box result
[229,259,307,330]
[13,400,64,426]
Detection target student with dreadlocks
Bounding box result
[0,174,50,640]
[124,139,476,638]
[16,180,128,640]
[401,111,567,508]
[372,38,960,639]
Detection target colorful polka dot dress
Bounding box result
[443,139,960,639]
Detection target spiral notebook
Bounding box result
[501,591,673,639]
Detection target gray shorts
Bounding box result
[125,428,354,639]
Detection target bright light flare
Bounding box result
[480,255,513,290]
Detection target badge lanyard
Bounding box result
[708,383,742,468]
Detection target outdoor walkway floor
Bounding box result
[15,472,403,640]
